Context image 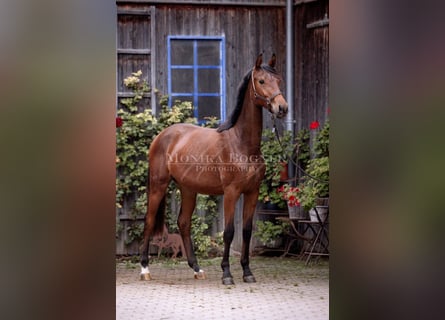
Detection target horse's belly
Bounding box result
[169,162,225,195]
[169,161,264,195]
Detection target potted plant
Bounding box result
[277,184,306,219]
[299,120,329,221]
[298,159,329,221]
[277,121,329,221]
[254,220,290,248]
[258,129,294,209]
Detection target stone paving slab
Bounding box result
[116,256,329,320]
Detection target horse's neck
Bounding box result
[231,87,263,153]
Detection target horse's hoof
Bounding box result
[243,275,256,283]
[194,270,206,280]
[222,277,235,285]
[140,273,152,281]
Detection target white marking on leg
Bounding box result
[141,266,150,274]
[193,269,204,275]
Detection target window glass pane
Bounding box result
[168,37,224,121]
[198,69,220,93]
[171,69,194,93]
[171,40,193,65]
[198,96,220,121]
[198,41,220,65]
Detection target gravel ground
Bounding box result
[116,256,329,320]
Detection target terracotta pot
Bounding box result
[279,162,288,181]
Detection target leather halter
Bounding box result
[251,68,283,109]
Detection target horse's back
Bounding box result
[151,123,219,154]
[154,123,216,140]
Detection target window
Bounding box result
[167,36,225,123]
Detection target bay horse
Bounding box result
[140,53,288,285]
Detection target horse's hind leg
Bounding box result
[140,181,169,280]
[177,189,205,279]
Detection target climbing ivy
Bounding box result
[116,71,221,254]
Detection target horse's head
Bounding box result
[251,53,288,118]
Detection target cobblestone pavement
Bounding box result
[116,256,329,320]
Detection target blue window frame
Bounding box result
[167,36,225,124]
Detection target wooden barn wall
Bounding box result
[294,0,329,132]
[116,0,329,129]
[125,0,286,7]
[153,4,286,129]
[116,5,154,255]
[116,4,154,116]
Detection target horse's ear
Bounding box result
[255,53,263,69]
[268,53,276,68]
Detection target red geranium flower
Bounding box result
[310,121,319,130]
[116,117,123,128]
[288,198,301,207]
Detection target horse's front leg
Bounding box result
[221,191,239,285]
[240,191,259,283]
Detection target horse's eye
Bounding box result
[259,79,265,85]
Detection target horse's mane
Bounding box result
[216,64,278,133]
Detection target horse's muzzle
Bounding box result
[275,104,288,119]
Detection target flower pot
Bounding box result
[265,237,283,249]
[309,207,328,222]
[288,204,307,219]
[279,162,288,181]
[315,197,329,206]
